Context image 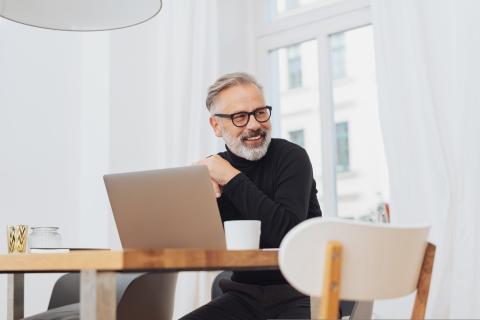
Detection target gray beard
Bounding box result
[221,128,272,161]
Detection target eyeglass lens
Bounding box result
[232,108,271,126]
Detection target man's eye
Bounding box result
[233,113,248,121]
[256,110,266,116]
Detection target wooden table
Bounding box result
[0,249,278,320]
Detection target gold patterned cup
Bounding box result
[15,225,28,253]
[7,225,16,253]
[7,225,29,253]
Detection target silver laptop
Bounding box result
[103,165,226,250]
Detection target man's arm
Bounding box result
[222,148,314,247]
[194,156,240,198]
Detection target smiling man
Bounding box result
[181,72,322,320]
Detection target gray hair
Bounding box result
[206,72,263,112]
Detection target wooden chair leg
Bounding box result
[319,241,342,320]
[411,243,436,320]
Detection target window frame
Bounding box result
[255,0,371,217]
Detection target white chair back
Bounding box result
[279,217,430,301]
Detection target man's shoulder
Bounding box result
[217,150,228,158]
[270,138,307,156]
[269,138,313,174]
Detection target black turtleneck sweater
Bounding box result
[218,138,322,285]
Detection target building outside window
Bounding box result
[336,122,349,172]
[287,44,302,89]
[285,0,299,10]
[330,32,346,80]
[289,129,305,147]
[259,0,390,219]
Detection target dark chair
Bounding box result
[211,270,232,299]
[24,272,178,320]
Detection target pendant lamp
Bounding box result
[0,0,162,31]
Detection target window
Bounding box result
[285,0,299,10]
[273,0,344,18]
[330,33,346,80]
[258,0,390,219]
[331,26,389,219]
[336,122,349,172]
[272,39,321,203]
[287,45,302,89]
[289,129,305,147]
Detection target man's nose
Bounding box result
[246,114,261,130]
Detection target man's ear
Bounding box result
[209,116,223,137]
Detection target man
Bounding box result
[181,72,322,320]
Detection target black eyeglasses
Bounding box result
[214,106,272,127]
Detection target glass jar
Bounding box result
[29,227,62,248]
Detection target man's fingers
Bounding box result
[211,180,221,198]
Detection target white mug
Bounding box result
[224,220,261,250]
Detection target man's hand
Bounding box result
[195,155,240,187]
[210,179,222,198]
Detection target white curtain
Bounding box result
[109,0,226,318]
[155,2,224,317]
[158,0,219,319]
[371,0,480,318]
[155,0,222,166]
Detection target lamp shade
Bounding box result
[0,0,162,31]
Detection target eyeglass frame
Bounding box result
[213,106,272,128]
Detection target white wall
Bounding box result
[217,0,256,75]
[0,0,255,318]
[0,19,111,318]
